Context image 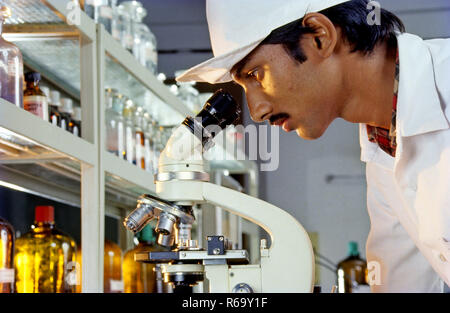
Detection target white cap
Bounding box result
[41,86,50,98]
[49,90,61,107]
[60,98,74,114]
[73,107,82,121]
[176,0,351,84]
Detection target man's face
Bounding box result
[231,42,342,140]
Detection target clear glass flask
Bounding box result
[0,6,23,108]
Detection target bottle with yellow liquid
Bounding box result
[336,241,370,293]
[14,206,77,293]
[0,216,15,293]
[123,225,160,293]
[75,239,123,293]
[104,239,123,293]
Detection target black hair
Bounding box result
[259,0,405,64]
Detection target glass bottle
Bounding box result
[123,98,136,164]
[105,88,125,158]
[23,72,48,121]
[83,0,113,33]
[123,225,160,293]
[0,6,23,108]
[119,1,145,56]
[72,107,82,137]
[134,105,146,170]
[116,4,133,52]
[14,206,77,293]
[336,241,370,293]
[104,239,123,293]
[175,71,201,115]
[0,217,14,293]
[143,111,155,174]
[46,89,63,127]
[60,98,74,132]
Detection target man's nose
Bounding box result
[246,94,272,123]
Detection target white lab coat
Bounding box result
[359,32,450,292]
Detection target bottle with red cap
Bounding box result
[14,205,77,293]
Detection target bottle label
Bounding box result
[0,268,15,283]
[110,279,124,292]
[24,95,49,121]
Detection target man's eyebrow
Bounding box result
[231,53,255,80]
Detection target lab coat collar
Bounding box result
[396,32,449,137]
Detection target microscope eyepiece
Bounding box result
[182,89,241,151]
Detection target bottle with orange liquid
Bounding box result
[14,206,77,293]
[76,239,123,293]
[123,225,160,293]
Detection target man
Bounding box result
[176,0,450,292]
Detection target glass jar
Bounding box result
[137,23,158,74]
[0,217,14,293]
[105,88,125,158]
[14,206,77,293]
[83,0,114,33]
[0,6,23,108]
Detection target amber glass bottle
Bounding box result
[23,72,48,121]
[0,217,15,293]
[104,239,123,293]
[75,239,123,293]
[14,206,77,293]
[123,225,160,293]
[336,241,370,293]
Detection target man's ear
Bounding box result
[301,13,337,59]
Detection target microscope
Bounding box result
[124,90,315,293]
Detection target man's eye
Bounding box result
[246,69,259,80]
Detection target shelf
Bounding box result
[0,98,96,164]
[4,0,63,25]
[103,152,156,198]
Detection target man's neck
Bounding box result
[339,42,397,129]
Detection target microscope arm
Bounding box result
[201,182,315,292]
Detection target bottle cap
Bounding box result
[35,206,55,223]
[50,90,61,107]
[41,86,50,98]
[348,241,359,257]
[25,71,41,83]
[60,98,74,114]
[73,107,82,121]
